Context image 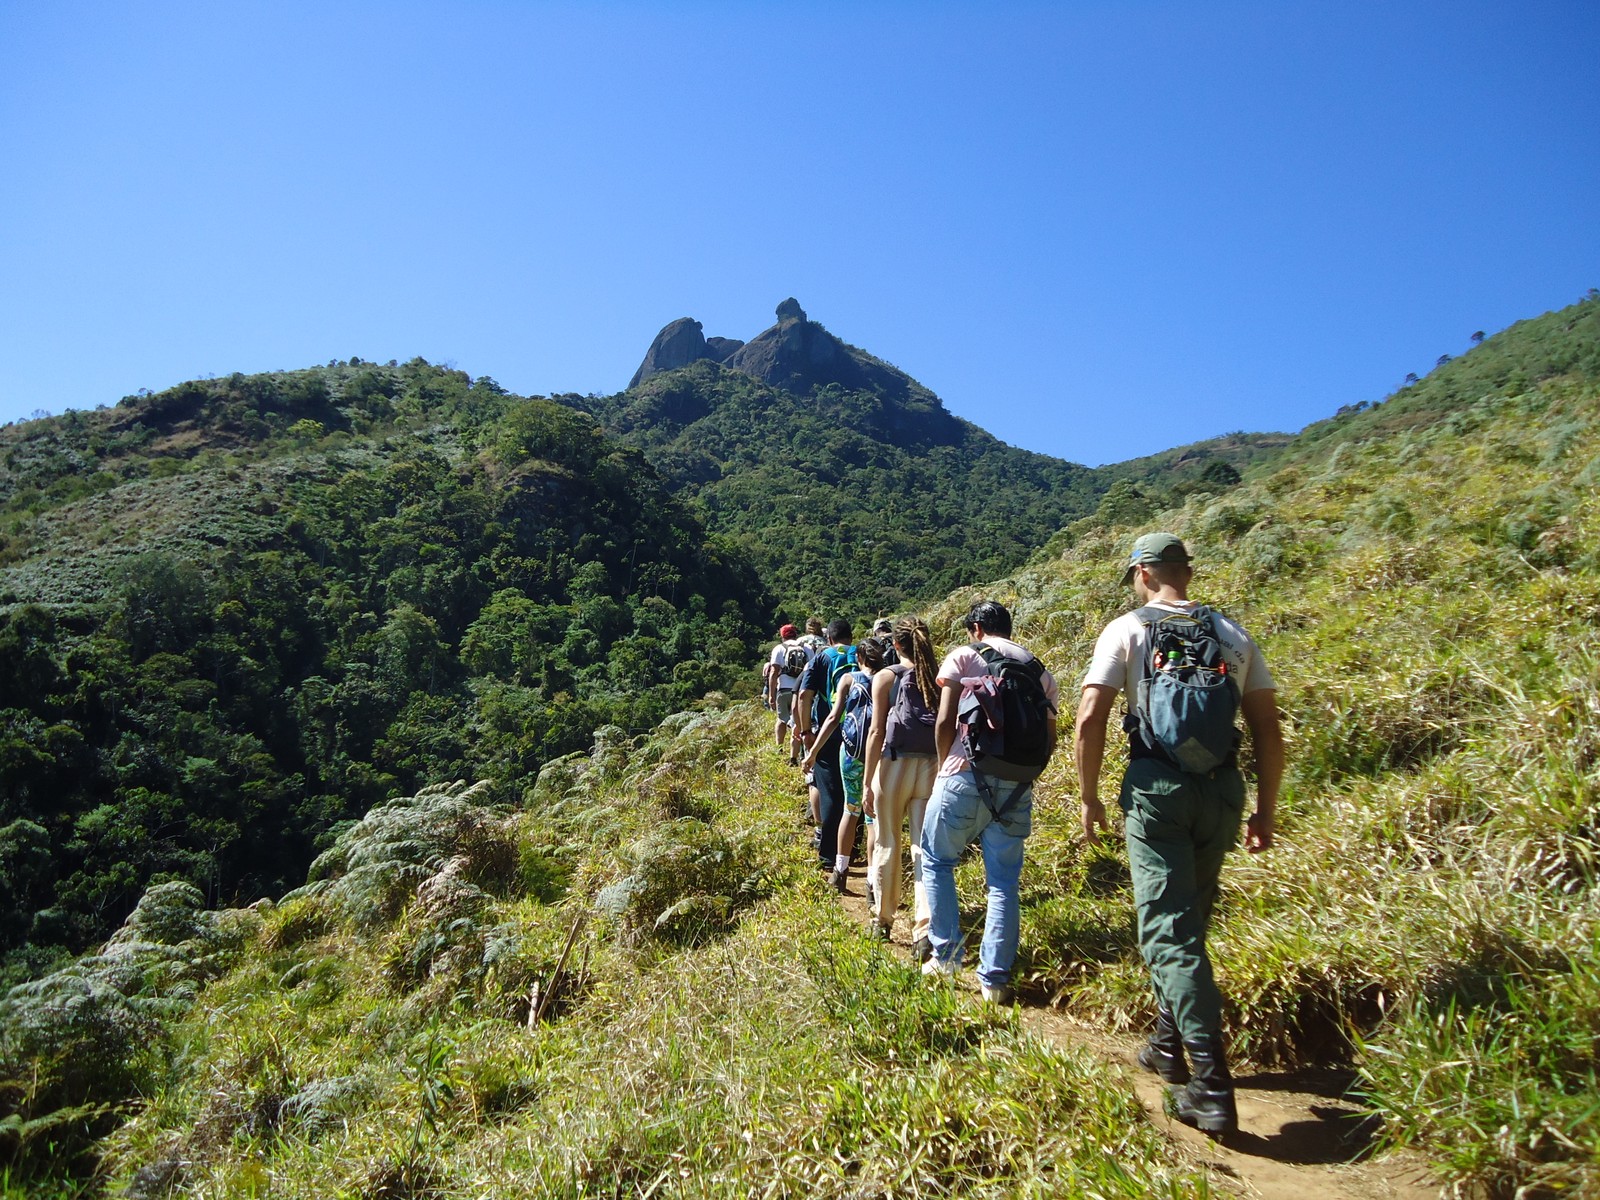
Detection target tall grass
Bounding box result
[920,345,1600,1196]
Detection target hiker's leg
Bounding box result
[836,752,866,869]
[870,757,910,924]
[813,751,845,870]
[975,776,1032,989]
[904,756,936,945]
[1169,768,1246,1038]
[1121,758,1220,1042]
[920,769,988,967]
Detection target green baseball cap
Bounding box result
[1119,532,1193,586]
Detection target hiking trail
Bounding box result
[831,866,1441,1200]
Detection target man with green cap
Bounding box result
[1074,532,1284,1136]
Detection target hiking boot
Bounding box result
[912,936,932,963]
[873,923,891,942]
[1137,1006,1190,1084]
[980,982,1016,1006]
[828,868,848,894]
[1172,1033,1237,1136]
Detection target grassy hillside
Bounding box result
[919,293,1600,1196]
[3,711,1215,1198]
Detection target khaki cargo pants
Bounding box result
[1119,756,1246,1041]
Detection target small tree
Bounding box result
[1470,330,1485,345]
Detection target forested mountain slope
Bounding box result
[0,363,768,979]
[575,301,1281,615]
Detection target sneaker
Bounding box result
[921,955,958,979]
[980,983,1016,1006]
[829,868,848,894]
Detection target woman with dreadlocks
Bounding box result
[860,616,941,952]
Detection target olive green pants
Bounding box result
[1119,756,1246,1042]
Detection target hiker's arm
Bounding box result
[862,670,894,816]
[765,663,777,707]
[803,684,850,771]
[933,683,960,764]
[796,687,816,740]
[1240,688,1283,853]
[1075,685,1116,841]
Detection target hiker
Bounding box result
[766,623,809,762]
[1075,532,1283,1137]
[796,618,856,873]
[920,601,1058,1004]
[861,616,940,950]
[803,635,887,895]
[871,618,900,665]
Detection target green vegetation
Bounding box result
[572,361,1279,618]
[6,708,1212,1197]
[3,296,1597,1196]
[0,361,768,981]
[916,294,1600,1197]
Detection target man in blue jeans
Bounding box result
[919,601,1058,1004]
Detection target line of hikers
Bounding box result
[760,532,1284,1137]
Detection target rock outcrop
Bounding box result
[629,298,926,399]
[628,318,713,389]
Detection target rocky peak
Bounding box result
[629,319,744,389]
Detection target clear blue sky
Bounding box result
[2,2,1596,466]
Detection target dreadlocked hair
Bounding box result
[892,616,938,707]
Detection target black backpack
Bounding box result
[781,640,810,676]
[883,664,937,758]
[958,644,1055,782]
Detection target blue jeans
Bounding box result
[919,768,1033,987]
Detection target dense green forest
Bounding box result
[0,362,768,982]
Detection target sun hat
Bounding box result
[1119,532,1193,586]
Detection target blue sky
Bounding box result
[1,2,1595,466]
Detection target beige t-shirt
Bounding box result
[1082,600,1275,705]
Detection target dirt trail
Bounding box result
[831,867,1441,1200]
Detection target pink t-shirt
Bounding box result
[935,636,1060,777]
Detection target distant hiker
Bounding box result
[1075,532,1284,1137]
[872,618,900,665]
[797,618,856,873]
[861,616,940,949]
[920,601,1058,1004]
[797,618,828,813]
[766,623,809,762]
[804,635,887,894]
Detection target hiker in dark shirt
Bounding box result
[796,619,855,873]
